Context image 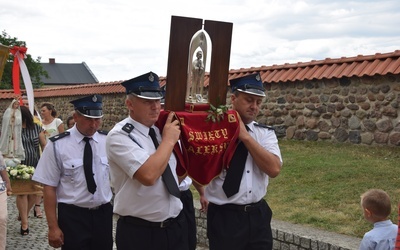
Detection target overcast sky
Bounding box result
[1,0,399,82]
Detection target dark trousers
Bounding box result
[58,202,113,250]
[207,199,273,250]
[116,211,188,250]
[181,189,197,250]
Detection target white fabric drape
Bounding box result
[16,51,34,116]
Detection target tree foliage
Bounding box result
[0,30,48,89]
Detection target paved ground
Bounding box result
[5,196,208,250]
[5,195,116,250]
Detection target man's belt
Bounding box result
[210,200,264,212]
[120,215,177,228]
[58,202,110,211]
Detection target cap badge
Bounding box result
[256,74,261,81]
[148,73,154,82]
[92,95,97,102]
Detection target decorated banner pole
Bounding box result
[10,46,35,115]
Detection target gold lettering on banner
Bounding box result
[221,129,228,138]
[188,128,228,142]
[187,143,228,156]
[207,131,215,141]
[210,144,219,154]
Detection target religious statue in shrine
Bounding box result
[191,50,205,102]
[0,99,25,160]
[186,30,208,103]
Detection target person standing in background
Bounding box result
[22,98,45,219]
[205,73,282,250]
[40,102,64,141]
[66,115,75,129]
[0,153,12,250]
[35,102,62,226]
[22,96,41,125]
[16,106,46,235]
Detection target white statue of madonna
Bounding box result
[186,29,209,103]
[191,50,205,102]
[0,99,25,160]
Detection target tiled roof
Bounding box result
[1,50,399,99]
[228,50,400,84]
[162,50,400,86]
[0,81,124,99]
[32,81,124,98]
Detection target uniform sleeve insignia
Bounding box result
[49,131,71,142]
[254,123,274,130]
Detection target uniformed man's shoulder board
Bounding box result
[122,123,134,133]
[49,131,71,142]
[121,123,142,148]
[254,123,274,130]
[97,130,109,135]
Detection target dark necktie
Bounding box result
[222,125,250,198]
[83,137,97,194]
[149,128,181,198]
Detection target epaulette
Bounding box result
[254,123,274,130]
[97,130,109,135]
[49,131,71,142]
[121,123,142,148]
[122,123,134,133]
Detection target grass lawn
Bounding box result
[266,139,400,238]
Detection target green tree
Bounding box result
[0,30,48,89]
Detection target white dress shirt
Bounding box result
[205,121,283,205]
[33,126,112,208]
[106,117,182,222]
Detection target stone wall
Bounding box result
[0,93,129,131]
[0,74,399,147]
[260,75,400,146]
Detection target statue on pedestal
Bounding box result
[191,50,205,102]
[186,30,209,103]
[0,99,24,160]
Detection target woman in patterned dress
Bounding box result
[15,106,46,235]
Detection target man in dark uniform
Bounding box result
[205,73,283,250]
[33,95,113,250]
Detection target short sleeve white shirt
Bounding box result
[106,117,182,222]
[32,126,112,208]
[205,121,282,205]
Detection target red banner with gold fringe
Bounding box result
[156,110,240,185]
